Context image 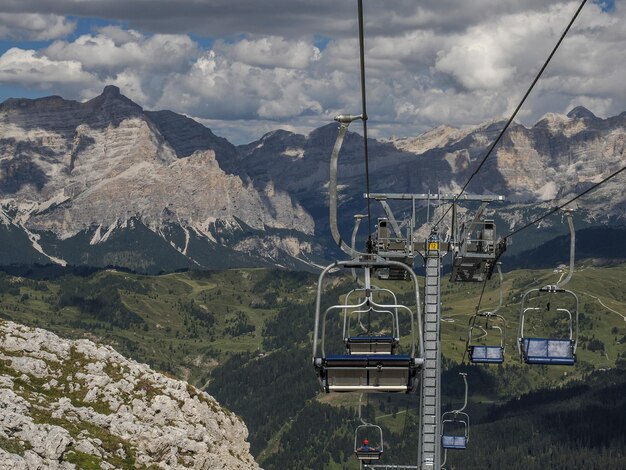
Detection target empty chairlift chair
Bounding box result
[441,373,470,450]
[441,413,469,450]
[518,209,579,365]
[467,314,506,364]
[354,423,383,461]
[518,286,578,365]
[312,260,423,393]
[466,263,506,364]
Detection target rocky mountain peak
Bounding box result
[567,106,597,120]
[102,84,121,97]
[82,85,143,119]
[0,320,259,469]
[392,124,474,155]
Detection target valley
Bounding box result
[1,261,625,468]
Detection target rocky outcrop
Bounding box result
[0,320,259,469]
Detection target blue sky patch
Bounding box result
[593,0,616,13]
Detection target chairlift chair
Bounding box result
[441,372,470,450]
[518,286,578,365]
[441,412,470,450]
[517,210,578,366]
[354,423,384,461]
[467,314,506,364]
[466,263,506,363]
[312,260,424,393]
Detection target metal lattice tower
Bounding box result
[418,233,445,469]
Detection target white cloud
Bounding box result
[1,1,626,144]
[221,36,321,69]
[157,51,325,121]
[0,48,93,86]
[435,4,581,91]
[44,27,198,76]
[0,13,74,40]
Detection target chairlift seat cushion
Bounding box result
[442,435,467,449]
[469,345,504,363]
[347,335,396,344]
[522,338,575,365]
[355,450,382,460]
[346,336,398,354]
[324,354,412,367]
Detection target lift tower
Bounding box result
[367,192,504,470]
[418,230,446,470]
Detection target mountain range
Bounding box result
[0,86,624,272]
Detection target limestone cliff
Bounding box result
[0,320,260,469]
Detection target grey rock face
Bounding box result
[1,85,624,270]
[0,320,260,469]
[243,109,626,232]
[0,87,314,269]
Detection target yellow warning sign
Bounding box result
[428,242,439,251]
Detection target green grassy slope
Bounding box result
[0,268,316,386]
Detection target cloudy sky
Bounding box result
[0,0,622,143]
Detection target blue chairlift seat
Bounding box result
[346,335,397,354]
[521,338,575,365]
[318,354,417,392]
[442,435,467,450]
[469,345,504,364]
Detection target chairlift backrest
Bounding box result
[343,287,401,344]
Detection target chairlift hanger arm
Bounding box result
[358,393,367,425]
[460,202,488,244]
[329,115,369,258]
[478,263,503,316]
[455,373,469,414]
[378,200,403,238]
[556,210,575,288]
[351,215,367,282]
[492,263,504,314]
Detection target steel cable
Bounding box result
[357,0,373,250]
[432,0,588,230]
